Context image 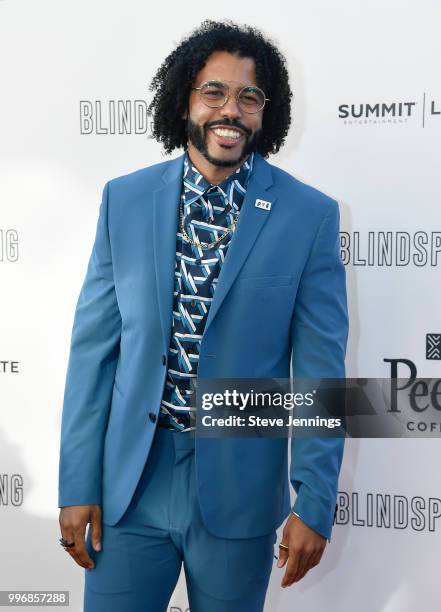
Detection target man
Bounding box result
[58,19,348,612]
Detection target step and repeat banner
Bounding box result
[0,1,439,610]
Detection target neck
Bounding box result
[186,144,247,185]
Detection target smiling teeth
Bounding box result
[213,128,242,139]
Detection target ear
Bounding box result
[182,109,188,120]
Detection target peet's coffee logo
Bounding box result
[426,334,441,360]
[384,358,441,433]
[336,491,441,532]
[0,229,19,262]
[340,231,441,267]
[338,94,440,127]
[0,474,24,506]
[80,100,154,135]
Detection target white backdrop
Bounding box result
[0,1,439,610]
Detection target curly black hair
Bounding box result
[147,19,292,158]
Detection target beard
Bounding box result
[186,117,262,167]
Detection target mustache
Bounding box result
[205,121,250,136]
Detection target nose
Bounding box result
[219,92,243,121]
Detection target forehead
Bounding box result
[194,50,257,87]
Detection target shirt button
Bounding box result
[191,300,196,307]
[149,412,157,423]
[162,354,167,365]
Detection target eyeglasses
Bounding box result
[191,80,270,114]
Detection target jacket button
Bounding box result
[149,412,157,423]
[162,354,167,366]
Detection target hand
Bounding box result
[277,513,326,587]
[58,505,102,569]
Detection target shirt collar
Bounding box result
[182,150,254,208]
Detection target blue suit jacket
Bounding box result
[58,151,348,541]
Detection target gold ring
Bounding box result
[278,543,289,550]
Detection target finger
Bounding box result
[292,549,314,583]
[294,566,309,583]
[294,546,323,583]
[293,556,311,583]
[281,547,301,587]
[59,527,78,563]
[276,543,289,568]
[63,537,90,570]
[90,509,102,552]
[72,524,95,570]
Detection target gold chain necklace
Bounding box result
[179,197,238,250]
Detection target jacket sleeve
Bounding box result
[289,199,348,542]
[58,181,122,507]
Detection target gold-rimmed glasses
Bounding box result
[191,80,270,114]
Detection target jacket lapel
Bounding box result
[152,151,276,352]
[203,153,276,336]
[153,153,186,353]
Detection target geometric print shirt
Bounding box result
[158,150,255,432]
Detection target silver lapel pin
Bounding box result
[254,198,272,211]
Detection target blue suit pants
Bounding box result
[84,426,277,611]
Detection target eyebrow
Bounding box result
[199,79,258,89]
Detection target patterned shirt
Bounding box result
[158,150,255,432]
